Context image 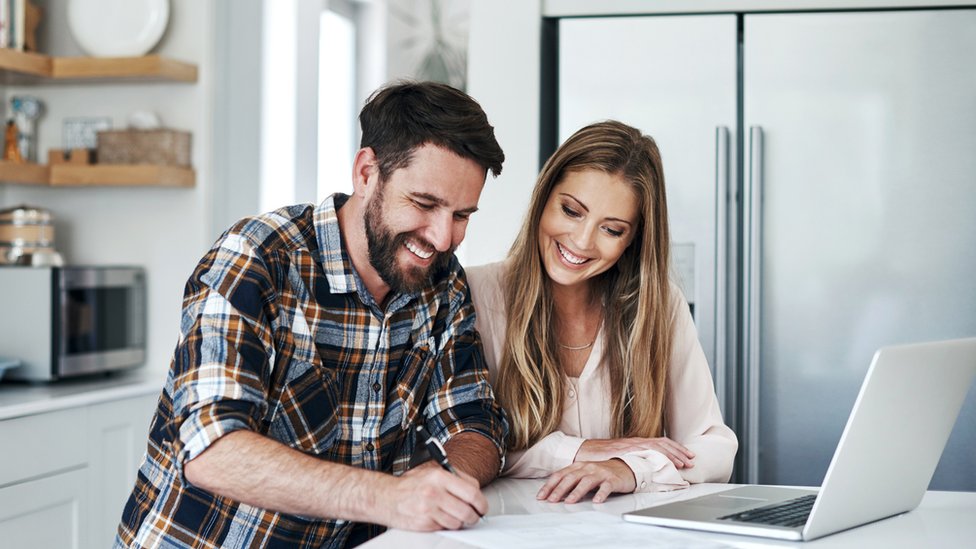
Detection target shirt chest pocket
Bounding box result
[266,360,341,455]
[388,345,435,431]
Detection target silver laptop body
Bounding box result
[623,337,976,541]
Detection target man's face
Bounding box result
[363,144,486,294]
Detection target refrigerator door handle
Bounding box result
[714,126,730,414]
[743,125,764,483]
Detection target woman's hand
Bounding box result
[575,437,695,469]
[536,459,636,503]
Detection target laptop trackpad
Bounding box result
[683,486,817,514]
[691,494,773,510]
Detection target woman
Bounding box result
[467,120,737,504]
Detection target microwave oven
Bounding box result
[0,266,146,381]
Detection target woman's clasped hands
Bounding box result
[536,437,695,503]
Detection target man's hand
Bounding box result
[381,462,487,530]
[536,459,636,503]
[183,430,494,531]
[575,437,695,469]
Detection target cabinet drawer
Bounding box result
[0,467,88,549]
[0,408,87,486]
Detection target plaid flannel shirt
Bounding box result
[115,194,508,549]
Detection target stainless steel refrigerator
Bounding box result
[555,8,976,489]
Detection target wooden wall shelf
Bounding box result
[0,50,197,84]
[0,160,48,185]
[0,161,195,187]
[0,49,49,79]
[0,51,197,186]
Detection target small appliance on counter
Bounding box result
[0,204,64,267]
[0,266,146,381]
[0,357,20,381]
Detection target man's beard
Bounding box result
[363,190,453,294]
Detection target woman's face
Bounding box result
[537,169,640,291]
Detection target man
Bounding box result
[115,82,508,549]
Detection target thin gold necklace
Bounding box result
[558,340,593,351]
[556,298,600,351]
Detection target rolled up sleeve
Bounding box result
[424,285,509,464]
[426,329,508,459]
[168,237,277,475]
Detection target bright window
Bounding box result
[260,0,297,211]
[318,10,357,201]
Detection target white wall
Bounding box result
[1,0,216,374]
[212,0,264,233]
[295,0,323,205]
[465,0,541,265]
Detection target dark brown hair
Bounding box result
[359,81,505,179]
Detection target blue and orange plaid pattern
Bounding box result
[114,194,507,548]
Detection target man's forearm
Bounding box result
[184,430,386,523]
[443,430,502,486]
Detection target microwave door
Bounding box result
[59,267,146,378]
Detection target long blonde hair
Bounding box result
[496,120,673,451]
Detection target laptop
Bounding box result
[623,337,976,541]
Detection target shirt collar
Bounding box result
[315,193,357,294]
[314,193,419,311]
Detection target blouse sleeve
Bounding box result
[614,287,738,492]
[616,452,690,492]
[663,286,738,484]
[503,431,585,478]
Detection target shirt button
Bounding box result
[365,442,375,452]
[641,481,647,489]
[372,382,382,392]
[568,390,576,398]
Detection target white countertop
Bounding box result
[363,479,976,549]
[0,368,166,420]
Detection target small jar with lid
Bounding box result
[0,205,64,266]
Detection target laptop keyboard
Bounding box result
[718,494,817,528]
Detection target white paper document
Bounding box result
[438,511,732,549]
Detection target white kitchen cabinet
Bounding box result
[87,394,157,549]
[0,467,89,549]
[0,391,157,549]
[0,406,87,486]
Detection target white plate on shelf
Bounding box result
[67,0,170,57]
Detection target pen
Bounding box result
[415,424,457,474]
[415,424,485,522]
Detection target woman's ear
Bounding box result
[351,147,379,199]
